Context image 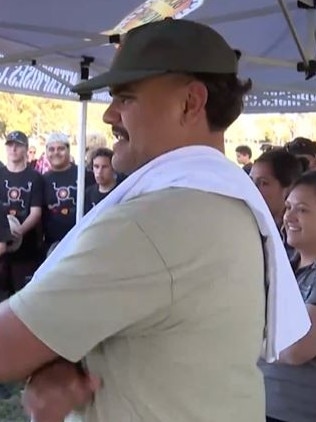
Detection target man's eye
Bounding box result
[118,95,133,104]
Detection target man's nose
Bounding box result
[103,102,120,125]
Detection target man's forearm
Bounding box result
[20,209,41,235]
[0,242,6,256]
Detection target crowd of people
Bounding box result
[234,137,316,422]
[0,130,120,303]
[1,131,316,421]
[0,17,315,422]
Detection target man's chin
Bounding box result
[112,155,125,175]
[112,153,134,176]
[52,163,68,170]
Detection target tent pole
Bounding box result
[277,0,309,67]
[306,8,316,59]
[76,100,88,223]
[75,56,94,223]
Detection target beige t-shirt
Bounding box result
[10,188,265,422]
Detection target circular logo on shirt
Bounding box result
[8,188,20,200]
[57,188,69,200]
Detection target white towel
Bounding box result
[36,145,311,362]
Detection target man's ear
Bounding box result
[182,80,208,123]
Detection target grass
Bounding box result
[0,384,28,422]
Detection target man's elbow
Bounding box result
[0,302,59,382]
[31,208,42,220]
[0,363,27,383]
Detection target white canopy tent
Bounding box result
[1,0,316,111]
[1,0,316,219]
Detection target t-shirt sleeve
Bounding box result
[31,172,44,207]
[305,275,316,305]
[9,208,172,362]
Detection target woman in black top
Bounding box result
[250,149,307,258]
[259,171,316,422]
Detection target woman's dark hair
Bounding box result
[254,149,307,188]
[192,73,252,131]
[290,170,316,194]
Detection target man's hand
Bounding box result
[22,359,101,422]
[11,226,23,239]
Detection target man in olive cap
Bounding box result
[0,18,307,422]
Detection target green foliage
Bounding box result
[2,92,316,164]
[0,384,27,422]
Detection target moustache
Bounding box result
[112,126,129,141]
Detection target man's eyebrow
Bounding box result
[110,84,137,97]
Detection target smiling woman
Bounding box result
[259,170,316,422]
[284,172,316,268]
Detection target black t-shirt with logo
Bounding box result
[43,165,95,244]
[84,184,115,214]
[0,166,44,259]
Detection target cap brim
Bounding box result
[72,70,166,94]
[5,140,27,146]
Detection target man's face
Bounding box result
[236,152,248,165]
[103,74,202,175]
[6,142,27,164]
[46,142,70,170]
[92,155,115,187]
[28,147,36,162]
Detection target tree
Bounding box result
[0,92,114,144]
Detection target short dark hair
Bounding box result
[90,147,113,164]
[235,145,252,159]
[284,137,316,157]
[192,73,252,131]
[255,149,306,188]
[290,170,316,195]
